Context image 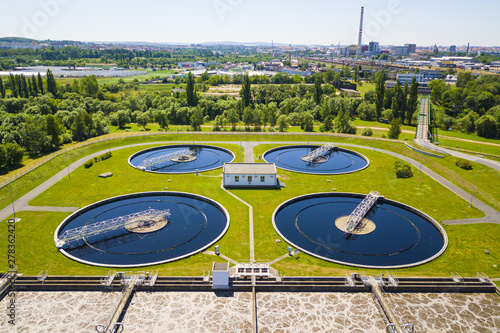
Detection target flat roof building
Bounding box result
[223,163,278,188]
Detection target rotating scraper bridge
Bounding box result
[138,149,195,170]
[56,209,171,250]
[302,143,337,163]
[343,191,380,234]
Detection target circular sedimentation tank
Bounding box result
[263,145,369,175]
[128,144,234,174]
[54,192,230,267]
[272,193,447,269]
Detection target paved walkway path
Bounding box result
[416,140,500,172]
[1,140,498,226]
[220,182,255,262]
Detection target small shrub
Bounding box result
[267,127,275,132]
[381,133,386,138]
[84,160,94,169]
[100,152,112,161]
[94,157,99,163]
[361,128,373,137]
[394,161,413,178]
[456,159,473,170]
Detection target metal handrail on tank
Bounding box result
[37,270,48,283]
[138,149,193,170]
[302,143,336,163]
[344,191,380,234]
[387,271,399,287]
[101,270,117,287]
[56,209,170,249]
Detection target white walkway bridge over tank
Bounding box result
[138,149,194,170]
[56,209,171,250]
[344,191,380,234]
[302,143,336,163]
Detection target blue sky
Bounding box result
[2,0,499,46]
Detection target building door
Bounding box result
[248,175,252,183]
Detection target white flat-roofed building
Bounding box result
[223,163,278,188]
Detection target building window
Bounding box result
[235,176,239,182]
[248,176,252,182]
[260,176,265,182]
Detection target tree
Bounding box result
[186,72,197,107]
[155,109,169,129]
[37,72,44,95]
[45,114,62,148]
[333,110,357,134]
[20,117,51,157]
[46,69,58,97]
[353,65,360,82]
[9,74,17,97]
[115,110,131,128]
[71,113,88,141]
[31,74,39,96]
[476,115,497,139]
[226,108,239,130]
[136,112,149,129]
[0,77,4,98]
[391,79,403,120]
[456,71,475,88]
[388,117,402,139]
[357,102,377,121]
[407,76,419,125]
[190,106,204,131]
[277,114,289,132]
[4,143,24,167]
[21,75,29,98]
[81,75,99,96]
[302,111,314,132]
[428,79,447,105]
[314,75,323,105]
[242,107,253,129]
[375,71,386,120]
[240,73,252,107]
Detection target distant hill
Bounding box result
[0,37,38,43]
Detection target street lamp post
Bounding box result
[65,150,71,180]
[469,170,485,208]
[419,152,423,173]
[458,125,462,151]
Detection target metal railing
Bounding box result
[56,209,170,249]
[302,143,336,163]
[344,191,380,234]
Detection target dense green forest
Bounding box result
[0,63,499,172]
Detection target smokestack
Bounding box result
[357,6,364,58]
[466,42,470,55]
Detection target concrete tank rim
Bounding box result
[262,144,370,175]
[54,191,230,268]
[128,144,235,174]
[271,192,448,269]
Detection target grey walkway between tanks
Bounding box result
[0,140,498,226]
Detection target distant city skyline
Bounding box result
[1,0,499,47]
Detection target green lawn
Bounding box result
[1,134,499,278]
